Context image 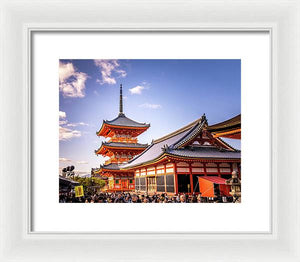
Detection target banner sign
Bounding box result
[75,185,84,197]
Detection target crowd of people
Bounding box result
[59,191,234,203]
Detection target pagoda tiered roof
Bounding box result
[94,84,150,183]
[93,163,134,176]
[96,83,150,137]
[95,142,148,155]
[96,114,150,137]
[104,114,150,128]
[103,142,148,148]
[99,163,121,171]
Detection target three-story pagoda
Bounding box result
[94,84,150,192]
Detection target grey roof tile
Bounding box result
[102,142,148,148]
[100,163,121,170]
[122,115,241,168]
[171,120,206,149]
[208,114,241,132]
[167,146,241,159]
[105,114,150,128]
[122,128,192,168]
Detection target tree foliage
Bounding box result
[73,176,106,190]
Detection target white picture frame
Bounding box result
[0,0,299,261]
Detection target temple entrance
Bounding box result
[121,180,128,190]
[192,175,201,193]
[178,174,191,193]
[147,177,156,193]
[214,183,220,197]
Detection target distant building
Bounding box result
[59,176,79,192]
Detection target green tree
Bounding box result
[73,176,106,192]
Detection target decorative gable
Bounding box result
[180,129,236,151]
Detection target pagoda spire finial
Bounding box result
[119,84,124,116]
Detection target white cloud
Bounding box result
[66,122,89,127]
[129,82,150,95]
[59,110,88,138]
[117,69,127,78]
[94,59,126,85]
[59,157,71,162]
[129,85,145,95]
[59,63,75,83]
[59,111,66,119]
[59,120,67,125]
[66,123,76,127]
[77,161,88,164]
[78,122,89,126]
[59,126,81,141]
[59,111,68,125]
[59,62,88,98]
[139,103,162,109]
[59,112,86,140]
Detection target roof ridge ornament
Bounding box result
[171,115,207,149]
[201,113,208,125]
[162,144,169,152]
[119,84,125,116]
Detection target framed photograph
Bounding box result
[1,0,299,261]
[58,59,241,205]
[33,33,265,233]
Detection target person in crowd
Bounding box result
[58,190,232,203]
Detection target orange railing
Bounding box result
[108,137,138,143]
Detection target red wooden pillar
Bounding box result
[154,165,157,192]
[146,167,148,194]
[174,162,178,194]
[164,164,167,193]
[203,162,207,176]
[189,162,193,194]
[217,163,221,177]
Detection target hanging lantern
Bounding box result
[226,171,241,203]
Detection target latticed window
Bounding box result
[166,174,175,193]
[156,176,165,192]
[147,177,156,192]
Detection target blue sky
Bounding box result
[59,59,241,174]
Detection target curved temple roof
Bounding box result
[207,114,241,138]
[95,142,149,155]
[96,84,150,137]
[102,142,148,148]
[94,163,135,175]
[122,126,193,168]
[99,163,120,171]
[208,114,241,131]
[103,114,150,128]
[122,114,240,169]
[167,147,240,159]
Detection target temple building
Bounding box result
[93,84,241,196]
[122,114,241,195]
[94,84,150,192]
